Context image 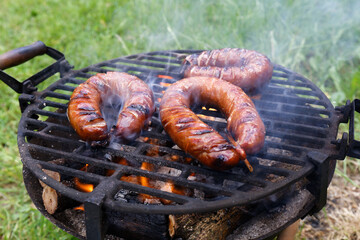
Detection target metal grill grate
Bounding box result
[18,50,341,214]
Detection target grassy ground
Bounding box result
[1,0,360,239]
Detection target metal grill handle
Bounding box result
[0,41,73,94]
[0,41,47,70]
[334,99,360,159]
[347,99,360,158]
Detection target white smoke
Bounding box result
[112,0,360,104]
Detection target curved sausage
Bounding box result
[67,72,155,145]
[184,48,273,92]
[159,77,265,171]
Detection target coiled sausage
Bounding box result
[159,77,265,171]
[184,48,273,92]
[67,72,155,145]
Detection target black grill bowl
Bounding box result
[17,50,340,214]
[1,48,345,239]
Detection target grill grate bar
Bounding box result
[260,91,329,107]
[25,118,73,133]
[27,143,125,170]
[109,180,195,205]
[108,57,181,69]
[50,83,77,92]
[25,129,79,144]
[265,129,325,148]
[273,122,328,138]
[40,100,68,110]
[259,109,331,128]
[42,91,71,101]
[119,168,236,196]
[38,159,104,184]
[31,109,68,120]
[270,78,315,89]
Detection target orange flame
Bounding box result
[107,157,129,176]
[74,164,94,192]
[74,204,84,211]
[138,162,162,204]
[139,162,154,190]
[74,177,94,192]
[109,146,188,205]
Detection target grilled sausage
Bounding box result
[67,72,155,145]
[184,48,273,92]
[159,77,265,170]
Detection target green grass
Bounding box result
[1,0,360,239]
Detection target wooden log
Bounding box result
[39,169,61,188]
[38,159,76,215]
[42,185,59,214]
[170,206,252,240]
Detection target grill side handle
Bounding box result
[347,99,360,158]
[334,99,360,159]
[0,41,47,70]
[0,41,73,94]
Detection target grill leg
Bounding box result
[277,219,300,240]
[84,193,106,240]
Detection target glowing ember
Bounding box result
[159,82,172,87]
[250,94,262,100]
[158,75,173,80]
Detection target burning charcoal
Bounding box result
[114,188,141,204]
[114,189,136,203]
[114,189,129,202]
[193,189,205,200]
[157,166,182,177]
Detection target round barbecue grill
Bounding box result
[1,42,359,240]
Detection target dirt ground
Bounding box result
[297,173,360,240]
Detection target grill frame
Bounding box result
[14,49,343,216]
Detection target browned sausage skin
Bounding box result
[159,77,265,171]
[184,48,273,92]
[67,72,155,145]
